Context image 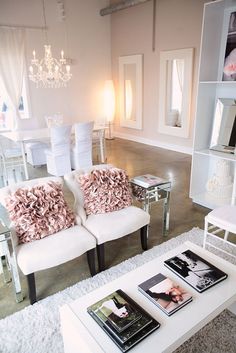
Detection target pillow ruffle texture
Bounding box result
[6,182,75,243]
[76,168,132,215]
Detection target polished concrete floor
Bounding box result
[0,138,209,319]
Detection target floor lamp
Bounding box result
[104,80,115,140]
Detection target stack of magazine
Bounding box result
[87,289,160,352]
[131,174,166,188]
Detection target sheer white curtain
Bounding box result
[0,28,25,130]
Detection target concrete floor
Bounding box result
[0,138,209,319]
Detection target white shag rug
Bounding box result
[0,228,235,353]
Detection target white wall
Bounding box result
[0,0,111,128]
[111,0,207,154]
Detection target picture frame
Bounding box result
[222,11,236,81]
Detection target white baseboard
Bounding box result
[113,131,193,155]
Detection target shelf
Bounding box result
[199,81,236,84]
[192,192,231,209]
[195,149,236,162]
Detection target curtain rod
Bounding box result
[0,24,47,30]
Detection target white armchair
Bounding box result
[0,176,96,304]
[45,125,72,176]
[64,165,150,272]
[71,121,94,170]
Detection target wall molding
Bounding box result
[113,131,193,155]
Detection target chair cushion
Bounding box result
[5,181,75,243]
[76,168,132,215]
[206,205,236,233]
[84,205,150,244]
[16,225,96,274]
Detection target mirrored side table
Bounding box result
[130,177,171,237]
[0,220,23,302]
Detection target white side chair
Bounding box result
[64,165,150,272]
[203,179,236,259]
[71,121,94,170]
[45,125,72,176]
[0,176,96,304]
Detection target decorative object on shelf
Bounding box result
[28,0,72,88]
[206,159,233,199]
[158,48,193,138]
[209,98,236,154]
[223,11,236,81]
[119,54,143,130]
[104,80,115,140]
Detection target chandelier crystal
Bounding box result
[28,0,72,88]
[29,45,72,88]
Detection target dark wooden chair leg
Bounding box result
[97,243,105,272]
[87,248,96,276]
[26,273,36,305]
[140,225,148,250]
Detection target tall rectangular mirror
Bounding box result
[158,48,193,138]
[119,54,143,129]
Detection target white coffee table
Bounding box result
[60,242,236,353]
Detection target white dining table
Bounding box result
[0,126,106,180]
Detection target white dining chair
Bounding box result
[45,125,72,176]
[0,136,24,184]
[71,121,94,170]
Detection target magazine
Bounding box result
[87,290,142,333]
[87,289,160,352]
[164,249,228,293]
[138,273,192,316]
[131,174,166,188]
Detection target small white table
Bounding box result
[1,126,106,180]
[60,241,236,353]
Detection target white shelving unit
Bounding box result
[190,0,236,209]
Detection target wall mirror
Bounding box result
[158,48,193,138]
[119,54,143,129]
[210,98,236,154]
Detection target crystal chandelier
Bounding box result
[28,0,72,88]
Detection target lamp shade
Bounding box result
[104,80,115,122]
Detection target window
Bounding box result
[0,77,30,131]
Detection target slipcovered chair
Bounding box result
[0,176,96,305]
[71,121,94,170]
[64,165,150,272]
[45,125,72,176]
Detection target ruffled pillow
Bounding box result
[76,168,132,215]
[5,181,75,244]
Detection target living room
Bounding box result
[0,0,235,352]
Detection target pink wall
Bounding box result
[111,0,207,153]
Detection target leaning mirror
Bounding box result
[119,54,143,129]
[158,48,193,138]
[210,98,236,154]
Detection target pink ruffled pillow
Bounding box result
[6,181,75,244]
[76,168,132,215]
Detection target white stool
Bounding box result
[26,142,48,166]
